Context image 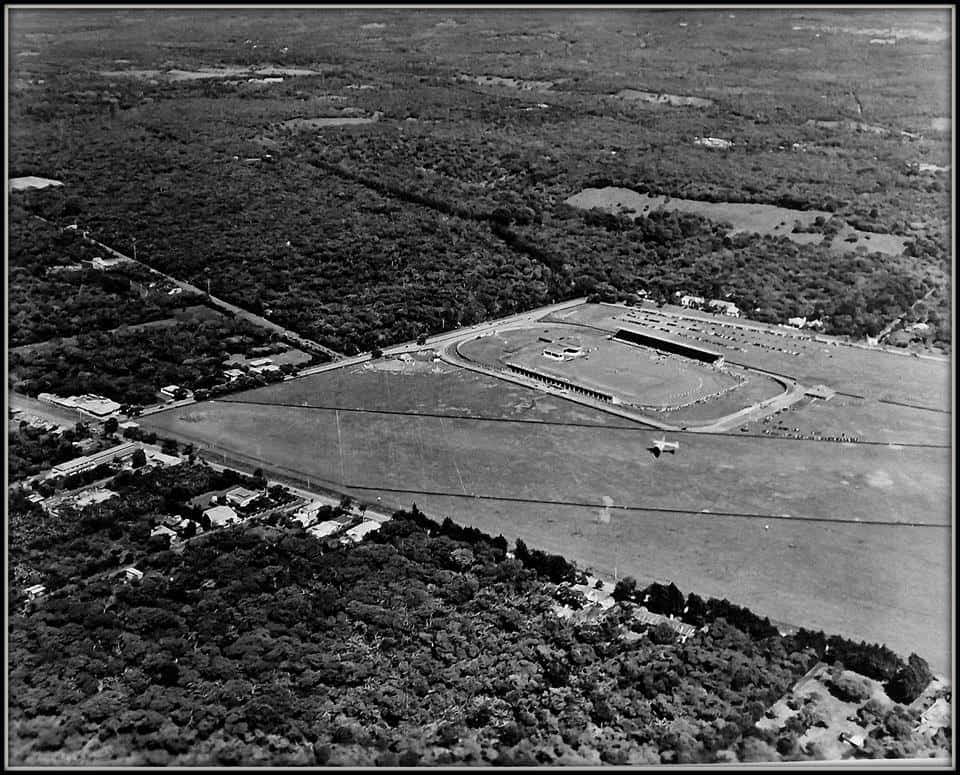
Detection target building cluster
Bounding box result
[38,392,122,417]
[678,294,741,318]
[222,357,283,382]
[290,497,383,544]
[786,316,826,330]
[541,345,585,362]
[10,409,67,435]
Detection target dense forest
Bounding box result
[8,9,951,355]
[8,207,208,348]
[9,466,942,765]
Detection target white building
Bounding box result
[680,295,705,308]
[694,136,733,150]
[73,488,119,509]
[225,486,261,509]
[308,520,343,539]
[787,316,807,328]
[203,504,239,526]
[223,368,247,381]
[24,584,47,600]
[342,520,382,543]
[708,299,741,317]
[150,524,178,541]
[51,443,139,477]
[39,393,121,417]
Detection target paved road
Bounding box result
[50,220,345,362]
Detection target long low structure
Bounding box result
[504,363,614,403]
[50,442,140,477]
[614,328,724,365]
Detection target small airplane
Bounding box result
[649,437,679,456]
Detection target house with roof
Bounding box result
[224,486,261,509]
[203,504,239,527]
[24,584,47,600]
[121,567,144,582]
[342,520,382,543]
[308,520,343,539]
[150,524,179,541]
[708,299,741,317]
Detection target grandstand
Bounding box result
[505,363,614,402]
[614,328,724,365]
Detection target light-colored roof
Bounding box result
[10,176,64,191]
[345,520,382,541]
[203,505,238,525]
[307,520,342,538]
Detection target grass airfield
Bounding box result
[144,357,951,673]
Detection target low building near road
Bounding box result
[223,368,247,381]
[143,448,183,468]
[679,295,705,308]
[224,486,261,509]
[150,524,179,541]
[24,584,47,600]
[708,299,741,317]
[39,392,122,417]
[342,520,382,543]
[72,488,119,509]
[203,504,239,527]
[160,385,192,400]
[118,420,140,431]
[787,316,807,328]
[308,520,343,539]
[805,384,836,401]
[49,442,139,478]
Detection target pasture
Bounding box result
[564,187,909,256]
[143,362,951,673]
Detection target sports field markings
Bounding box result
[440,416,470,496]
[211,398,950,448]
[339,484,951,529]
[335,409,345,484]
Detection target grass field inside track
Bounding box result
[143,363,951,673]
[549,303,951,408]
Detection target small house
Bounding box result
[122,567,144,582]
[203,504,239,527]
[24,584,47,600]
[224,486,261,509]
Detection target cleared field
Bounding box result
[217,362,631,426]
[752,395,951,446]
[552,304,951,409]
[614,88,714,107]
[564,187,909,256]
[143,364,951,673]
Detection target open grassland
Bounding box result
[553,304,951,408]
[564,187,910,256]
[219,361,632,426]
[751,395,951,446]
[143,364,951,672]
